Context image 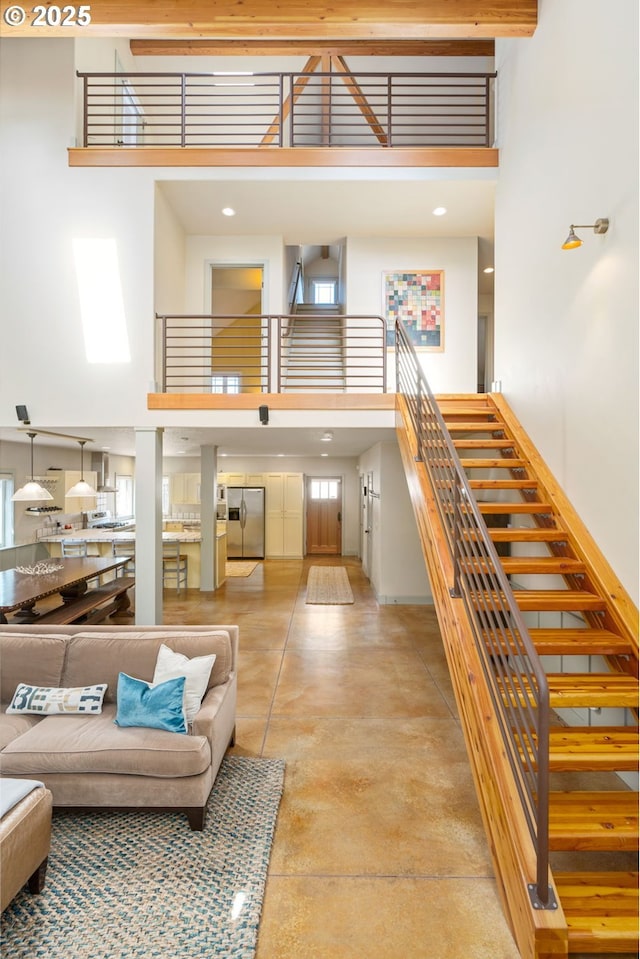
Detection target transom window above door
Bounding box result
[310,479,340,500]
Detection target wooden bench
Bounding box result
[32,577,135,626]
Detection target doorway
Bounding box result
[210,264,265,392]
[306,476,342,555]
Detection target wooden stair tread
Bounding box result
[554,870,639,914]
[445,422,507,432]
[499,556,586,575]
[470,588,606,613]
[477,501,554,514]
[528,628,633,656]
[511,589,606,611]
[453,438,516,449]
[547,727,640,772]
[486,527,568,542]
[556,872,640,954]
[547,673,639,709]
[498,673,638,710]
[460,458,529,469]
[469,479,539,489]
[548,791,639,851]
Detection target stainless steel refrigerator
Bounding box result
[226,487,265,559]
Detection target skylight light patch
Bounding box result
[73,238,131,364]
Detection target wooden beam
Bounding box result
[129,39,496,57]
[260,54,321,146]
[331,55,388,147]
[0,1,537,39]
[68,145,499,168]
[147,393,396,411]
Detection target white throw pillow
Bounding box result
[6,683,107,715]
[152,644,216,723]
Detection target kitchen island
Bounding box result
[40,523,227,590]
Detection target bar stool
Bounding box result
[112,540,135,576]
[162,541,188,595]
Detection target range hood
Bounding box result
[91,452,118,493]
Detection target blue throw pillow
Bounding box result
[114,672,187,734]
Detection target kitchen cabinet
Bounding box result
[265,472,303,558]
[46,470,98,514]
[170,473,200,505]
[217,472,264,487]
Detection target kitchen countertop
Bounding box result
[40,523,227,545]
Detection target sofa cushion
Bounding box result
[63,631,232,704]
[152,644,216,722]
[0,712,42,751]
[0,705,211,779]
[0,634,68,703]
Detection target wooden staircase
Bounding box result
[281,311,346,392]
[397,390,638,959]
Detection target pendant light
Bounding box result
[12,432,54,502]
[66,440,97,498]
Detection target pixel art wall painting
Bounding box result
[383,271,444,351]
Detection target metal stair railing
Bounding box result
[395,321,554,909]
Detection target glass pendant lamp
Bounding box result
[12,432,54,502]
[66,440,97,498]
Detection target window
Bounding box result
[162,476,170,516]
[312,280,337,305]
[0,472,14,547]
[115,474,134,518]
[211,375,240,394]
[310,479,339,500]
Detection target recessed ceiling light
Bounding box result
[483,267,495,274]
[221,207,236,217]
[432,207,447,216]
[321,453,329,457]
[277,453,285,457]
[102,446,110,451]
[321,431,333,442]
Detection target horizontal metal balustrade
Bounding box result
[78,70,496,149]
[157,313,387,394]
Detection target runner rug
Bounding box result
[0,756,285,959]
[305,565,354,605]
[225,561,259,577]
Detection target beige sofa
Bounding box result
[0,625,238,830]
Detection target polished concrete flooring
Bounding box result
[162,557,524,959]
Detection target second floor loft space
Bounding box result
[71,66,498,169]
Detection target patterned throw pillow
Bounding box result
[6,683,107,715]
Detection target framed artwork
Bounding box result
[383,270,444,351]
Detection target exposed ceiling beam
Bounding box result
[0,1,536,39]
[129,40,496,57]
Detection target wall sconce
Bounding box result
[12,432,54,502]
[66,440,97,498]
[561,218,609,250]
[258,405,269,426]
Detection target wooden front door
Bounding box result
[306,477,342,555]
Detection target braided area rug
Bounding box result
[0,756,285,959]
[305,565,354,604]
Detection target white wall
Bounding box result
[358,441,432,604]
[0,39,157,427]
[494,0,639,601]
[345,236,478,393]
[185,235,285,314]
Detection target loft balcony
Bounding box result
[69,67,498,169]
[148,312,395,414]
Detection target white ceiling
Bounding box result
[0,425,396,460]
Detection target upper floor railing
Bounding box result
[157,313,387,393]
[78,70,496,149]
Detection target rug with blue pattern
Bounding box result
[1,756,285,958]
